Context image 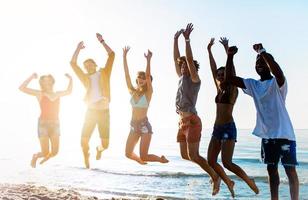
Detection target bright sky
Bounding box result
[0,0,307,140]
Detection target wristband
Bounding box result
[100,39,105,43]
[257,48,266,54]
[185,39,190,42]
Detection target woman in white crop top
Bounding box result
[122,46,168,165]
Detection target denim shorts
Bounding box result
[261,138,298,166]
[130,117,153,134]
[212,122,237,142]
[38,119,60,137]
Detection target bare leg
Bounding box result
[81,113,97,169]
[284,166,299,200]
[188,142,221,196]
[221,140,258,194]
[267,164,279,200]
[96,138,109,160]
[96,110,110,160]
[179,142,190,160]
[207,137,234,196]
[125,132,146,165]
[139,133,168,163]
[31,136,49,168]
[40,134,59,165]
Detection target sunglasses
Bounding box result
[137,75,146,80]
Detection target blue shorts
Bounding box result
[212,122,237,142]
[261,138,298,166]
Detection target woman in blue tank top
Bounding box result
[122,46,169,164]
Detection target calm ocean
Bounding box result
[0,127,307,200]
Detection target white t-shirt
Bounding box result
[242,77,295,141]
[88,72,109,109]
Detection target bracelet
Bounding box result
[258,48,266,54]
[100,39,105,43]
[185,39,190,42]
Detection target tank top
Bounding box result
[176,75,201,114]
[39,95,60,120]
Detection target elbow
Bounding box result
[70,61,77,67]
[18,86,24,92]
[109,51,115,57]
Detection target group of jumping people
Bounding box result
[19,23,299,199]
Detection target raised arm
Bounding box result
[144,49,153,97]
[123,46,134,94]
[19,73,41,96]
[173,29,184,77]
[56,74,73,97]
[225,46,246,89]
[70,41,87,83]
[96,33,115,76]
[183,23,200,83]
[253,43,285,87]
[207,38,219,88]
[219,37,229,54]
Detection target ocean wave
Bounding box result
[71,167,308,185]
[72,187,183,200]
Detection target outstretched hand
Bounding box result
[207,38,215,50]
[183,23,194,39]
[253,43,264,53]
[174,29,184,40]
[219,37,229,47]
[77,41,85,50]
[144,49,153,61]
[96,33,104,43]
[123,46,130,57]
[227,46,238,56]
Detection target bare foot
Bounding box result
[248,178,259,194]
[227,180,235,198]
[211,177,221,196]
[160,155,169,163]
[96,147,104,160]
[31,154,38,168]
[84,153,90,169]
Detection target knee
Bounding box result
[284,166,298,178]
[208,158,216,168]
[125,149,132,158]
[222,159,232,170]
[125,152,130,158]
[188,152,200,162]
[50,150,58,157]
[180,152,190,160]
[42,151,49,157]
[81,138,89,148]
[140,153,148,161]
[267,165,278,175]
[101,139,109,149]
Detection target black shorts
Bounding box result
[261,138,298,166]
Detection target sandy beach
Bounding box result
[0,184,166,200]
[0,184,101,200]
